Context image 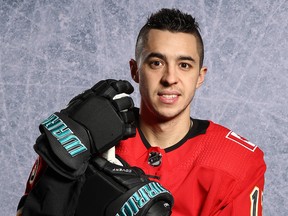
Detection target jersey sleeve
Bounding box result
[216,148,266,216]
[17,156,47,216]
[16,156,85,216]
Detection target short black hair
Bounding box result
[136,8,204,67]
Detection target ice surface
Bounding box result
[1,0,287,215]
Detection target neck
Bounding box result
[139,109,192,149]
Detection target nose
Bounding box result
[160,65,178,86]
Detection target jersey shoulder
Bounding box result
[206,121,263,153]
[196,121,266,180]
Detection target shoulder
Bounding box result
[195,120,266,180]
[205,121,262,154]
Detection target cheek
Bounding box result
[138,74,150,95]
[183,77,198,95]
[139,71,155,89]
[139,74,160,101]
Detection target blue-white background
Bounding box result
[1,0,287,215]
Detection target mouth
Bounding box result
[158,92,180,104]
[161,94,178,99]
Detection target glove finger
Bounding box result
[91,80,118,99]
[92,80,134,100]
[63,89,94,113]
[112,97,134,112]
[111,80,134,95]
[91,80,113,93]
[91,79,116,98]
[119,110,135,123]
[123,124,136,140]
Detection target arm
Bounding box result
[18,80,136,216]
[35,79,136,180]
[17,156,85,216]
[17,80,173,216]
[216,153,266,216]
[17,156,174,216]
[17,157,47,216]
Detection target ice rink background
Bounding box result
[1,0,287,215]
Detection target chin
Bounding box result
[154,109,182,121]
[155,104,191,121]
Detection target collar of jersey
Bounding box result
[133,108,210,153]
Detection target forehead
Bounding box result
[144,29,200,61]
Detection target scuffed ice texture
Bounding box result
[0,0,287,215]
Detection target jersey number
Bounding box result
[250,187,263,216]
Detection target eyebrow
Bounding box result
[178,55,196,63]
[144,52,196,64]
[145,52,166,61]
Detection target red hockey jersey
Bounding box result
[18,119,266,216]
[116,119,266,216]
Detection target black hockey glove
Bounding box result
[75,157,174,216]
[34,80,136,179]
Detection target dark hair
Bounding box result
[135,8,204,67]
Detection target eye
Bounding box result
[149,60,163,69]
[179,62,191,69]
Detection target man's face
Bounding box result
[132,29,207,121]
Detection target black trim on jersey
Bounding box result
[134,108,210,153]
[17,195,27,212]
[165,119,210,152]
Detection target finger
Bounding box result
[63,89,94,113]
[91,80,112,94]
[68,89,94,105]
[119,110,135,123]
[91,80,118,99]
[112,97,134,112]
[111,80,134,94]
[91,80,134,100]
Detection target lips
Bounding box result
[158,91,180,104]
[162,94,177,99]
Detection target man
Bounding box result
[17,8,266,216]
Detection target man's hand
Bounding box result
[34,79,136,179]
[61,79,135,152]
[75,157,174,216]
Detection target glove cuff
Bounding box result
[34,112,92,179]
[106,181,173,216]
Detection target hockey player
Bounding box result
[17,8,266,216]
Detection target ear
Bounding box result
[129,59,139,83]
[196,66,207,89]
